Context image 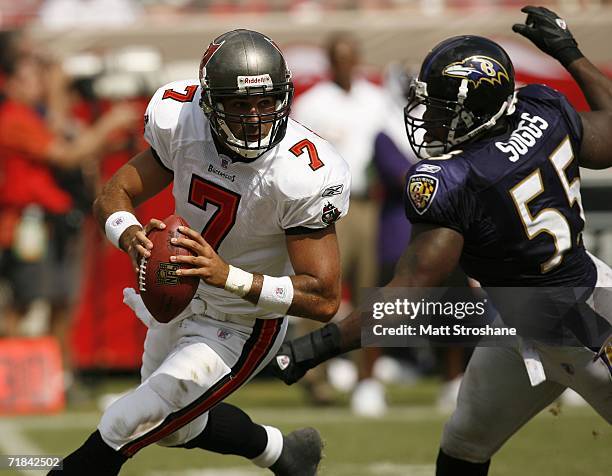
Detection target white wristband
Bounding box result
[105,211,142,249]
[224,265,254,297]
[258,275,294,315]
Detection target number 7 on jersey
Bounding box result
[188,176,241,251]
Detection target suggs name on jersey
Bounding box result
[495,112,549,162]
[208,163,236,182]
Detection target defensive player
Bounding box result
[50,29,350,476]
[272,6,612,475]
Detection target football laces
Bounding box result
[138,255,147,292]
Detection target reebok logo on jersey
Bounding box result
[407,174,438,215]
[322,184,344,197]
[416,164,441,174]
[208,164,236,182]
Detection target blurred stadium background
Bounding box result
[0,1,611,475]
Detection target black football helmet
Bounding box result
[199,29,294,160]
[404,35,516,159]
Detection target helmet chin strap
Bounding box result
[447,79,470,145]
[449,89,518,147]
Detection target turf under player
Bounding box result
[272,6,612,475]
[50,29,350,476]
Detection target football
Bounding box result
[139,214,199,323]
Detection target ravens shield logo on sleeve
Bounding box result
[407,174,439,215]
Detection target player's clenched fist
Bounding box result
[170,226,230,288]
[512,5,582,67]
[119,218,166,273]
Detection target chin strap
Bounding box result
[450,90,518,147]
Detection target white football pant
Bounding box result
[98,292,287,455]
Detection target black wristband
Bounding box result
[310,323,342,366]
[557,47,584,68]
[291,323,342,368]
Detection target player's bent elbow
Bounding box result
[313,297,340,323]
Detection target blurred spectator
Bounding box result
[0,50,138,397]
[374,63,471,411]
[374,62,418,286]
[292,32,388,415]
[39,0,141,29]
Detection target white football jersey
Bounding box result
[144,79,351,319]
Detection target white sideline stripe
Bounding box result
[0,421,48,476]
[145,463,435,476]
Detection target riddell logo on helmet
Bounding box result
[237,74,273,90]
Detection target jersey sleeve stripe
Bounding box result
[284,225,326,235]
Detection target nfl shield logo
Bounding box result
[217,328,232,340]
[221,158,229,169]
[276,355,291,370]
[407,174,439,215]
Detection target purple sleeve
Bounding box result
[403,160,476,234]
[374,132,413,193]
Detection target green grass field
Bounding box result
[0,379,609,476]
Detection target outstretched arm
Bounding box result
[272,224,464,384]
[568,58,612,169]
[513,5,612,169]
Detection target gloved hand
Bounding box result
[271,341,310,385]
[270,323,342,385]
[512,5,583,67]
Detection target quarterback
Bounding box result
[272,6,612,476]
[50,29,350,476]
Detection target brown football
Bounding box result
[139,214,199,323]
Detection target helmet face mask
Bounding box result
[404,36,517,160]
[199,30,294,160]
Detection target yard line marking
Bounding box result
[0,421,48,476]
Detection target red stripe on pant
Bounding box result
[121,318,280,457]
